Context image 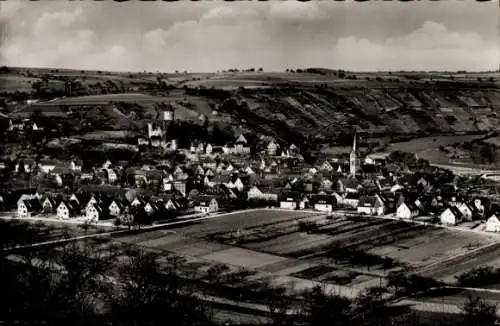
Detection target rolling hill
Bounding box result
[3,67,500,150]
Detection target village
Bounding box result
[3,102,500,236]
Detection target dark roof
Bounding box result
[43,197,58,207]
[196,195,217,207]
[312,194,336,205]
[338,178,361,189]
[345,193,360,200]
[400,201,419,211]
[377,178,393,188]
[111,199,128,210]
[444,206,463,217]
[358,196,377,208]
[72,192,91,205]
[23,198,42,211]
[59,200,80,214]
[92,203,110,213]
[280,191,300,201]
[214,175,231,184]
[361,164,379,174]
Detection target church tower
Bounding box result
[349,132,360,176]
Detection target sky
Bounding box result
[0,0,498,73]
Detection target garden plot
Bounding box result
[376,229,497,269]
[213,215,330,245]
[200,247,288,270]
[177,210,318,239]
[245,232,334,256]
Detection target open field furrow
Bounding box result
[420,242,500,279]
[349,224,430,251]
[325,218,390,237]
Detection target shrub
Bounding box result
[455,265,500,287]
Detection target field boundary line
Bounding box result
[418,241,500,275]
[1,209,270,252]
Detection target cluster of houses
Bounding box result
[16,189,220,223]
[8,132,500,234]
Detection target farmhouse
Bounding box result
[456,202,474,221]
[17,198,42,217]
[486,214,500,232]
[247,186,279,201]
[312,194,336,213]
[194,195,219,214]
[376,178,394,192]
[357,195,385,216]
[15,160,35,173]
[440,207,463,226]
[109,199,128,217]
[280,191,300,210]
[267,140,279,156]
[86,203,110,222]
[396,201,419,220]
[38,160,60,173]
[57,200,80,219]
[337,178,362,194]
[42,197,58,213]
[342,193,360,209]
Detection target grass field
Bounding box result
[32,93,168,106]
[0,75,40,92]
[0,214,115,248]
[75,130,134,141]
[110,210,500,298]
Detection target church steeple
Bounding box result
[350,132,359,176]
[352,132,357,153]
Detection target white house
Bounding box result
[38,160,58,173]
[313,195,335,213]
[70,161,82,172]
[267,141,278,156]
[456,202,473,221]
[342,193,360,209]
[473,198,486,216]
[17,199,42,218]
[165,199,180,212]
[130,197,145,207]
[247,186,278,201]
[42,197,57,213]
[320,160,334,172]
[109,200,126,217]
[194,196,219,214]
[144,202,157,215]
[205,143,213,155]
[57,201,79,219]
[440,207,463,225]
[357,195,385,216]
[230,177,245,192]
[86,204,109,222]
[396,202,419,220]
[486,214,500,232]
[280,193,299,210]
[106,169,118,184]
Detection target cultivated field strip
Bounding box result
[178,211,321,238]
[199,213,324,239]
[212,215,331,244]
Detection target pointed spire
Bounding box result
[352,132,357,153]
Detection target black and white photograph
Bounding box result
[0,0,500,325]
